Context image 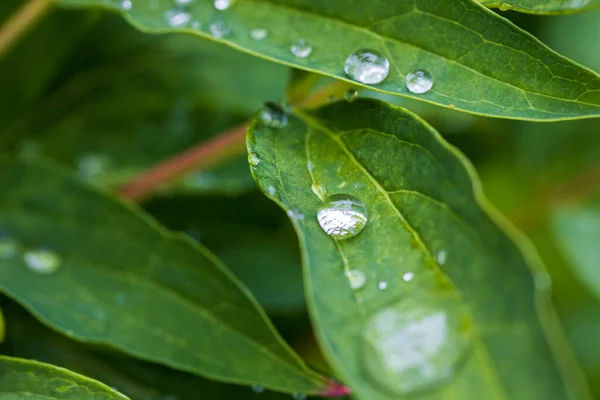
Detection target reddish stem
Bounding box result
[320,380,352,397]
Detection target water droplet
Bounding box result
[209,20,230,38]
[121,0,132,10]
[76,153,113,179]
[23,248,61,275]
[311,183,326,200]
[345,88,359,101]
[361,293,471,395]
[175,0,194,4]
[214,0,231,10]
[287,209,305,221]
[378,281,388,290]
[266,185,276,196]
[436,249,447,265]
[292,394,306,400]
[249,28,268,41]
[317,194,367,240]
[406,70,434,94]
[344,49,389,84]
[259,102,288,128]
[291,39,312,58]
[0,235,19,260]
[248,153,260,166]
[251,385,265,393]
[165,9,191,27]
[402,272,414,282]
[346,269,367,290]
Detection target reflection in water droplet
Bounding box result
[0,235,18,260]
[209,20,231,38]
[249,28,268,40]
[346,269,367,290]
[378,281,388,290]
[362,293,471,395]
[259,102,288,128]
[344,49,389,84]
[77,153,113,179]
[214,0,231,10]
[345,88,359,101]
[402,272,414,282]
[311,183,326,200]
[24,248,61,275]
[291,39,312,58]
[317,194,367,240]
[248,153,260,166]
[251,384,265,393]
[436,249,447,265]
[292,394,306,400]
[165,9,191,27]
[406,70,434,94]
[121,0,132,10]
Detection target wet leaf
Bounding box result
[247,98,591,399]
[480,0,600,15]
[0,159,327,395]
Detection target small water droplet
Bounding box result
[291,39,312,58]
[248,153,260,166]
[209,20,230,38]
[362,293,471,395]
[406,70,434,94]
[251,384,265,393]
[121,0,132,10]
[344,49,389,84]
[165,9,191,27]
[311,183,326,200]
[0,235,19,260]
[346,269,367,290]
[292,394,306,400]
[317,194,367,240]
[436,249,447,265]
[287,209,305,221]
[345,88,359,101]
[23,248,61,275]
[259,102,288,128]
[175,0,194,4]
[76,153,113,179]
[378,281,388,290]
[214,0,231,10]
[402,272,414,282]
[249,28,268,40]
[266,185,276,196]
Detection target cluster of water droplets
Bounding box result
[258,102,288,128]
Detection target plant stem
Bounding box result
[0,0,54,60]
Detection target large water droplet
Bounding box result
[291,39,312,58]
[362,293,471,395]
[344,49,389,84]
[249,28,268,41]
[77,153,113,179]
[209,20,231,38]
[23,248,62,275]
[213,0,231,10]
[0,235,18,260]
[165,9,192,27]
[346,269,367,290]
[259,102,288,128]
[317,194,367,240]
[406,70,434,94]
[251,384,265,393]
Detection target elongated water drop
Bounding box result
[23,248,61,275]
[209,20,230,38]
[317,194,367,240]
[249,28,268,40]
[362,292,471,395]
[291,39,312,58]
[406,70,434,94]
[165,9,191,27]
[0,235,18,260]
[344,49,389,84]
[346,269,367,290]
[259,102,287,128]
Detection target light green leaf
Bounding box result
[480,0,600,15]
[57,0,600,121]
[247,98,591,399]
[0,355,129,399]
[0,160,327,395]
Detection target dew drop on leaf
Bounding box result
[248,152,260,166]
[287,209,305,221]
[346,269,367,290]
[406,70,434,94]
[23,248,62,275]
[378,281,388,290]
[209,20,230,38]
[165,9,191,27]
[311,183,326,200]
[213,0,231,10]
[344,88,359,101]
[344,49,389,84]
[361,292,471,395]
[249,28,268,41]
[436,249,447,265]
[120,0,132,10]
[175,0,194,5]
[76,153,113,179]
[317,194,367,240]
[251,384,265,393]
[402,272,414,282]
[291,39,312,58]
[259,102,288,128]
[0,234,19,260]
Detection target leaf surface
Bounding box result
[56,0,600,121]
[480,0,600,14]
[0,160,326,395]
[247,98,591,399]
[0,355,129,399]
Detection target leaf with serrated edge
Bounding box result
[247,98,591,399]
[0,355,129,399]
[0,160,326,395]
[480,0,600,15]
[57,0,600,121]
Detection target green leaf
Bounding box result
[0,355,129,399]
[479,0,600,15]
[0,159,327,395]
[247,98,591,399]
[57,0,600,121]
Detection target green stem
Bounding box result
[0,0,54,60]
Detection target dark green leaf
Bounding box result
[480,0,600,15]
[57,0,600,121]
[0,159,327,395]
[0,355,129,399]
[247,98,591,399]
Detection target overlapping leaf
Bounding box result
[0,160,327,395]
[480,0,600,15]
[247,98,591,399]
[57,0,600,120]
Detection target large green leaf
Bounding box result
[480,0,600,14]
[0,160,328,395]
[247,98,591,399]
[0,355,129,399]
[57,0,600,121]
